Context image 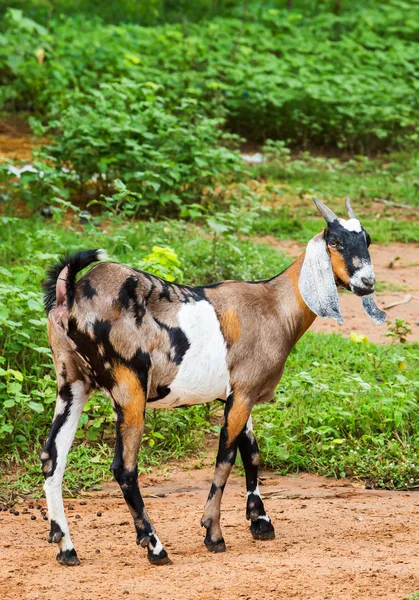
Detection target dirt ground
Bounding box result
[1,128,418,600]
[1,466,418,600]
[258,238,419,343]
[0,118,46,161]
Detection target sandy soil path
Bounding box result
[256,238,419,343]
[1,467,418,600]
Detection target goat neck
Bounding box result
[266,253,317,344]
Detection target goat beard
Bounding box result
[361,294,386,325]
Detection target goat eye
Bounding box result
[328,240,341,249]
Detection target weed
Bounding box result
[385,319,412,344]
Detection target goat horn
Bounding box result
[345,197,356,219]
[313,197,338,224]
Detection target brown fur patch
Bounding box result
[112,299,122,318]
[112,365,146,471]
[47,317,88,384]
[219,308,241,345]
[226,388,251,446]
[251,452,260,466]
[284,254,317,339]
[113,365,145,429]
[329,250,350,285]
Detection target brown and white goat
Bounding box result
[41,198,385,566]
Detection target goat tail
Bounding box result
[43,249,108,314]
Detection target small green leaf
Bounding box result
[28,401,44,413]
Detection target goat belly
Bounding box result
[147,301,231,408]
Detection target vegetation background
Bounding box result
[0,0,418,498]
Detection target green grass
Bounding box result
[254,332,419,490]
[257,149,419,207]
[249,148,419,244]
[254,209,419,245]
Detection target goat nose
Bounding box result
[361,276,375,287]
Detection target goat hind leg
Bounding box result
[238,416,275,540]
[42,380,90,565]
[111,385,170,566]
[201,390,251,552]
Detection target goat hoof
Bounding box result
[56,548,80,566]
[147,548,172,566]
[204,536,226,553]
[250,518,275,541]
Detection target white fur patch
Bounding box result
[44,381,88,552]
[350,260,375,291]
[247,485,261,498]
[245,416,253,434]
[150,536,164,555]
[338,218,362,233]
[97,249,108,261]
[148,301,230,408]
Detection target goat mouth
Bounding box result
[351,284,374,297]
[335,277,350,291]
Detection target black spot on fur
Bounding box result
[207,483,218,501]
[154,318,190,366]
[134,268,206,304]
[60,363,67,380]
[67,317,150,395]
[169,327,190,365]
[82,279,97,300]
[48,520,64,544]
[67,318,115,391]
[148,385,171,402]
[118,276,145,325]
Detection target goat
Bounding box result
[41,198,385,566]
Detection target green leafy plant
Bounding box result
[137,246,183,282]
[385,318,412,344]
[91,179,144,219]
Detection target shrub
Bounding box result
[1,3,418,152]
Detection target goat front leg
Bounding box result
[41,379,90,566]
[111,372,170,565]
[201,389,251,552]
[238,416,275,540]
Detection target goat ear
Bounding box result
[298,233,343,324]
[361,294,386,324]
